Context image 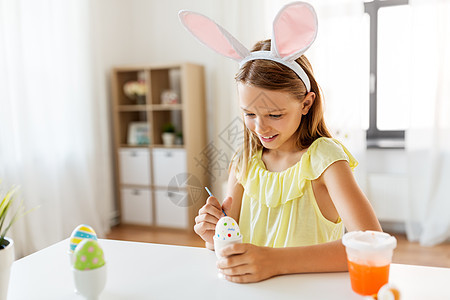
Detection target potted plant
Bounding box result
[0,185,28,300]
[161,122,176,146]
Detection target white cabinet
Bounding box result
[365,149,409,224]
[367,174,408,222]
[155,189,189,229]
[119,148,151,185]
[118,147,190,228]
[152,148,187,187]
[121,188,152,225]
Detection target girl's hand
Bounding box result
[194,196,232,247]
[216,243,278,283]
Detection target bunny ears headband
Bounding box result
[178,1,318,92]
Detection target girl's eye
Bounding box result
[269,114,282,119]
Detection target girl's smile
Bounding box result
[259,134,278,143]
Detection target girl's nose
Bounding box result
[255,117,269,133]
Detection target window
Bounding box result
[364,0,410,149]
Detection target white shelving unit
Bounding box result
[111,63,208,230]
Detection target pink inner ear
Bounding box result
[183,13,242,60]
[274,4,317,58]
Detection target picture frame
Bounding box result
[127,122,150,145]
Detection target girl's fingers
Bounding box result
[216,250,251,271]
[223,274,260,283]
[206,196,222,209]
[219,264,251,276]
[198,205,222,220]
[194,222,216,235]
[198,199,223,219]
[218,243,248,258]
[194,213,219,225]
[194,196,226,243]
[221,196,233,215]
[217,255,247,270]
[205,241,215,250]
[193,224,215,244]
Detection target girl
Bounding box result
[180,2,381,283]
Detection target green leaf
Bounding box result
[0,184,34,239]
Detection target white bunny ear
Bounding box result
[178,10,250,61]
[271,2,318,62]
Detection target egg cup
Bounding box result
[213,236,243,259]
[72,263,107,300]
[67,250,74,265]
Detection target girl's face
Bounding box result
[238,83,314,152]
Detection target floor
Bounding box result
[106,225,450,268]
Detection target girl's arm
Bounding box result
[320,160,381,232]
[217,239,347,283]
[217,160,382,283]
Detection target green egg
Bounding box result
[73,239,105,271]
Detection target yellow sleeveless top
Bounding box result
[236,137,358,248]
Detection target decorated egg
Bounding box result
[215,216,241,241]
[69,224,97,253]
[377,283,401,300]
[73,239,105,271]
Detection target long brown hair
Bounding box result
[231,39,332,178]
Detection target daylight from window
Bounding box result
[377,5,412,131]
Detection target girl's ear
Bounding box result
[178,10,250,61]
[301,92,316,115]
[271,2,318,62]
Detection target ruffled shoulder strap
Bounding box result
[237,137,358,208]
[300,137,358,182]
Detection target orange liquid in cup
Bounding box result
[347,260,390,296]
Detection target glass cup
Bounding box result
[342,231,397,296]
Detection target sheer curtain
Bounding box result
[406,0,450,246]
[267,0,368,184]
[0,0,113,256]
[307,0,367,174]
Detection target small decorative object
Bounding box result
[68,224,98,265]
[161,122,176,146]
[127,122,150,145]
[175,131,183,145]
[160,89,179,105]
[123,80,146,104]
[0,184,33,300]
[72,239,107,300]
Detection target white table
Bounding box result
[8,239,450,299]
